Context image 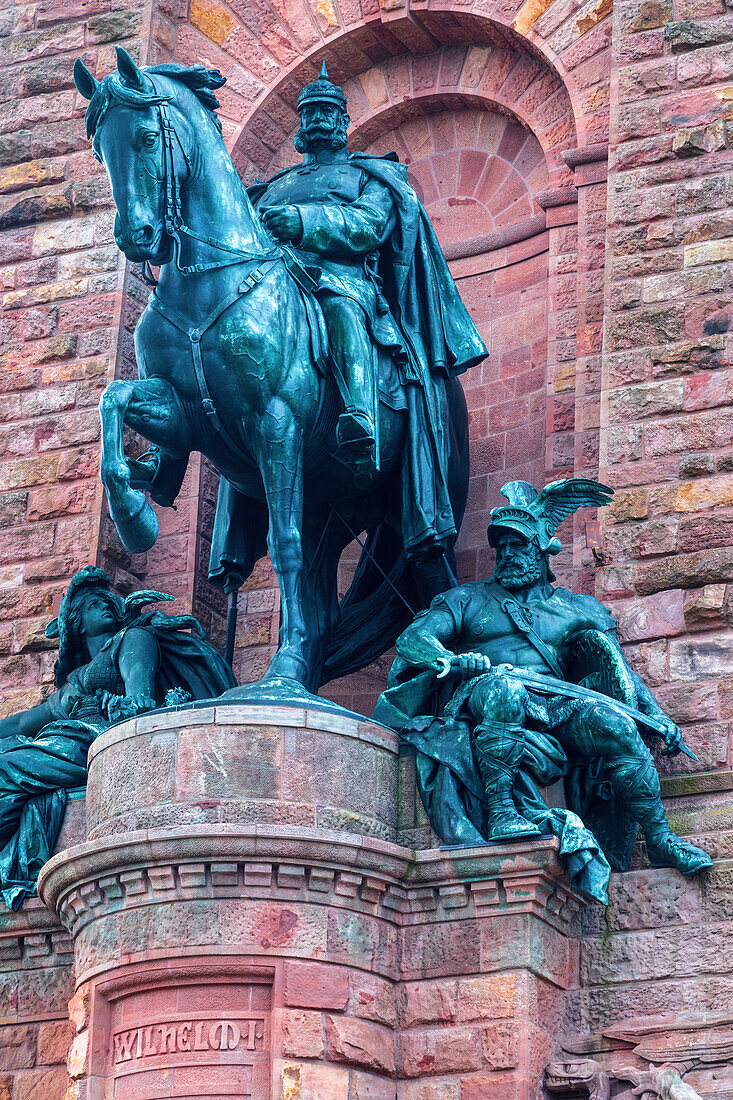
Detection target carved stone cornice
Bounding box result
[39,826,583,940]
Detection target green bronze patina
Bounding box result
[0,567,235,910]
[375,478,713,902]
[72,51,486,697]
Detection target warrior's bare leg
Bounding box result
[468,672,541,841]
[560,704,712,875]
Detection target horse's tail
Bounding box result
[320,375,470,687]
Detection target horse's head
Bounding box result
[73,48,225,266]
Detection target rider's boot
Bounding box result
[333,335,377,474]
[336,406,376,475]
[473,719,541,841]
[605,753,713,875]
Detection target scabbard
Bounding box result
[508,668,698,761]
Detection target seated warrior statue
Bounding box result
[375,478,712,893]
[0,566,235,909]
[250,62,485,499]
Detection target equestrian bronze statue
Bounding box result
[375,478,712,900]
[73,51,487,695]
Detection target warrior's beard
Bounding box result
[294,117,349,153]
[493,543,545,590]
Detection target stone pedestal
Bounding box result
[39,704,583,1100]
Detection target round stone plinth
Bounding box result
[85,702,400,843]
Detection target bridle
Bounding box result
[140,100,280,286]
[131,98,320,477]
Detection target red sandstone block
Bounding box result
[482,1022,520,1071]
[460,1070,538,1099]
[397,980,458,1027]
[328,908,398,975]
[283,960,350,1010]
[281,1062,349,1100]
[398,1025,482,1077]
[351,1069,396,1099]
[489,399,530,432]
[457,975,519,1023]
[505,421,544,465]
[348,971,397,1028]
[397,1079,460,1099]
[0,1025,36,1072]
[280,1008,325,1058]
[325,1014,395,1075]
[12,1066,68,1100]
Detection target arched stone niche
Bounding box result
[173,0,610,701]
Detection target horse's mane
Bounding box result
[85,63,226,149]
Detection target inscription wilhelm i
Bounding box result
[113,1017,266,1065]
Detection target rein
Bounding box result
[142,101,320,465]
[144,101,279,284]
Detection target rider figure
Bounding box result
[250,64,486,502]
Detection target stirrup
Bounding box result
[336,409,375,447]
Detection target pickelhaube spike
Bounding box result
[297,59,347,112]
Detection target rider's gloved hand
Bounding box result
[261,205,302,243]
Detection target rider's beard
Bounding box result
[493,545,545,591]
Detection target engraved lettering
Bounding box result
[143,1027,158,1057]
[113,1031,136,1064]
[159,1024,176,1053]
[209,1021,241,1051]
[111,1016,267,1064]
[177,1022,191,1052]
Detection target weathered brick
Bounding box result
[325,1015,395,1075]
[0,1025,36,1071]
[397,1026,482,1077]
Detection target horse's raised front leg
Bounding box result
[257,398,309,686]
[99,376,190,553]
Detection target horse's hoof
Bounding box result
[110,491,159,553]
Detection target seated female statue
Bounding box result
[0,566,235,908]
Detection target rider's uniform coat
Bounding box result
[248,147,488,556]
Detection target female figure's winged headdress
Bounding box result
[488,478,614,554]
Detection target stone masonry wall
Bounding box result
[0,0,179,720]
[599,0,733,802]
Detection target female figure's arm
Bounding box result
[0,699,56,742]
[109,626,160,720]
[0,675,84,742]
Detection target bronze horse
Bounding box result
[73,49,470,694]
